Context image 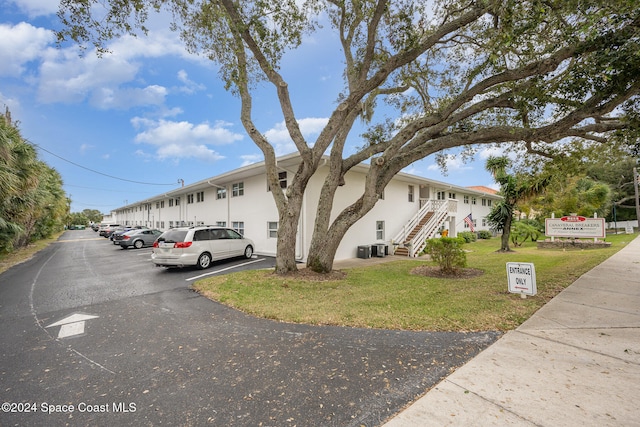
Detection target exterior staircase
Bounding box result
[394,212,434,256]
[392,200,451,257]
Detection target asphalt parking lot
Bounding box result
[0,229,500,426]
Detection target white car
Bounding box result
[151,226,254,269]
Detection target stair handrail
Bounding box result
[409,200,449,256]
[392,199,435,246]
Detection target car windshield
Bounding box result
[157,230,188,243]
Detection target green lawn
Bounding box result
[194,234,636,331]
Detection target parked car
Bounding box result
[109,226,130,243]
[151,226,254,269]
[99,224,121,237]
[118,229,163,249]
[111,226,149,244]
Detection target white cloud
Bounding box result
[108,32,194,61]
[478,146,507,160]
[427,154,473,172]
[131,118,243,162]
[264,117,329,155]
[91,85,168,109]
[240,153,263,166]
[29,27,199,107]
[176,69,206,94]
[9,0,58,17]
[0,22,53,77]
[37,45,141,104]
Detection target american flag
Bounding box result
[464,213,475,232]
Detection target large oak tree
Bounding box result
[58,0,640,273]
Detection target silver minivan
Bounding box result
[151,226,254,269]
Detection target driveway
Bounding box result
[0,230,500,426]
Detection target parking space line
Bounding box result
[186,258,266,282]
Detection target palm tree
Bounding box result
[0,110,67,251]
[485,156,550,252]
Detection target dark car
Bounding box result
[119,229,163,249]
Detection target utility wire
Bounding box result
[65,183,156,194]
[34,143,178,186]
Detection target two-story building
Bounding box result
[110,153,501,261]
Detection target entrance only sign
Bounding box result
[506,262,537,297]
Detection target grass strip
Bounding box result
[194,233,635,331]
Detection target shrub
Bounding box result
[424,237,467,273]
[457,231,477,243]
[510,221,542,246]
[477,230,492,239]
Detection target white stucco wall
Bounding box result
[110,156,500,262]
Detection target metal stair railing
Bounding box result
[392,199,436,249]
[408,200,449,257]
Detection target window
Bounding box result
[232,221,245,235]
[197,191,204,202]
[267,222,278,238]
[449,192,456,199]
[217,188,226,199]
[169,221,174,228]
[376,221,385,240]
[216,221,226,227]
[472,197,477,205]
[437,191,446,200]
[463,195,469,204]
[232,182,244,197]
[268,172,288,191]
[156,202,160,209]
[175,197,180,206]
[464,218,477,230]
[194,229,213,241]
[187,194,194,204]
[408,185,415,202]
[482,218,488,227]
[169,199,174,207]
[487,199,492,207]
[482,198,487,206]
[278,171,287,189]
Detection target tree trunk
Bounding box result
[307,161,387,272]
[499,215,513,252]
[307,193,380,272]
[271,159,318,274]
[307,213,357,273]
[306,232,339,273]
[275,207,300,274]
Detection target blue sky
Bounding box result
[1,0,499,214]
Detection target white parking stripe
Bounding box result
[186,257,266,281]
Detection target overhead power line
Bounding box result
[34,143,177,186]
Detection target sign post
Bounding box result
[506,262,537,298]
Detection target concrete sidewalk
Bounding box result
[383,236,640,427]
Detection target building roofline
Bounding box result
[113,152,500,211]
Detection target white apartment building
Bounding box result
[110,154,500,261]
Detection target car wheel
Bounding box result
[244,245,253,259]
[197,252,212,269]
[134,240,144,249]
